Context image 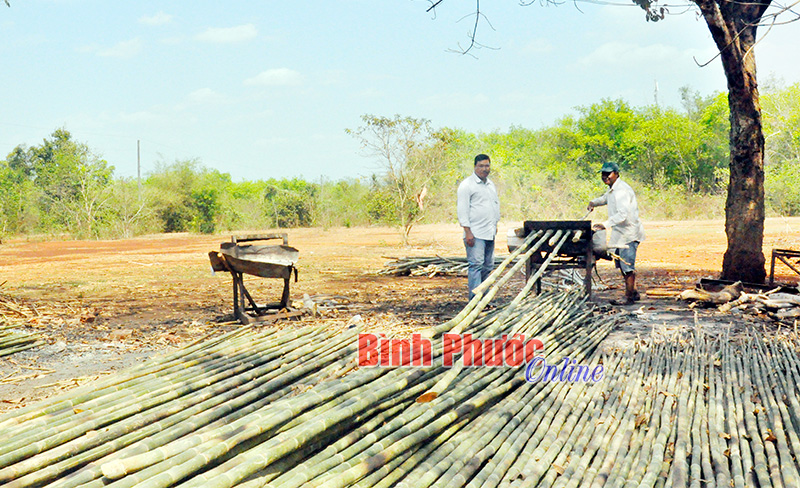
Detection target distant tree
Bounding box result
[16,129,115,237]
[315,177,371,228]
[347,114,450,245]
[573,99,638,173]
[762,83,800,167]
[762,83,800,215]
[622,107,727,192]
[263,178,317,228]
[145,159,230,234]
[107,178,154,238]
[0,145,39,235]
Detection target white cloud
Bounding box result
[96,38,143,58]
[320,69,347,86]
[420,92,491,109]
[244,68,304,87]
[577,41,715,71]
[356,87,384,99]
[139,11,173,26]
[116,110,160,123]
[186,88,226,104]
[520,39,554,55]
[195,24,258,43]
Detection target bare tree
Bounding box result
[347,114,449,245]
[427,0,800,283]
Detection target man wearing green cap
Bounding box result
[587,161,645,305]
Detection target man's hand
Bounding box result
[592,223,605,231]
[464,228,475,247]
[586,202,595,212]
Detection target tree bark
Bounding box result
[695,0,771,283]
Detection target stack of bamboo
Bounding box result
[0,325,40,358]
[0,229,602,487]
[5,229,800,486]
[377,256,508,277]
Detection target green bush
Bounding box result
[766,162,800,216]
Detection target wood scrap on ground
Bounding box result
[678,280,743,305]
[0,327,41,358]
[678,280,800,325]
[378,256,478,277]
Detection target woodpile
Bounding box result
[677,281,744,304]
[0,293,43,357]
[377,256,502,277]
[0,326,40,358]
[678,281,800,325]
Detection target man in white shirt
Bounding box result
[587,161,645,305]
[457,154,501,300]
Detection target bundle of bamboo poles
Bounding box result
[0,325,41,357]
[11,228,800,487]
[377,256,509,277]
[0,229,603,487]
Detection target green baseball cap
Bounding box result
[600,161,620,173]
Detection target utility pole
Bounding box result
[654,80,659,108]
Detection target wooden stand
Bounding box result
[231,270,300,325]
[209,233,301,325]
[769,249,800,286]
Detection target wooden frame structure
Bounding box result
[523,220,594,297]
[769,248,800,286]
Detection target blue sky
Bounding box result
[1,1,798,182]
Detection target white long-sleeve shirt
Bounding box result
[457,173,500,240]
[590,178,645,248]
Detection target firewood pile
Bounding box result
[0,293,42,357]
[377,256,506,277]
[678,281,800,325]
[377,256,607,291]
[0,326,40,358]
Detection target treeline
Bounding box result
[1,84,798,241]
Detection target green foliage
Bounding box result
[145,159,231,233]
[0,161,37,236]
[315,178,371,228]
[2,129,115,238]
[105,179,156,238]
[1,85,797,240]
[621,106,727,192]
[264,179,314,227]
[571,99,638,173]
[766,162,800,216]
[190,187,220,234]
[363,175,400,225]
[763,83,800,166]
[263,178,317,228]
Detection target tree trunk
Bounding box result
[695,0,771,283]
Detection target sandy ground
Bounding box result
[1,218,799,412]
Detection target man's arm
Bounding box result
[462,226,475,247]
[457,182,474,246]
[587,193,608,211]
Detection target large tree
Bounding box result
[427,0,796,283]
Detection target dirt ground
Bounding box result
[1,218,799,412]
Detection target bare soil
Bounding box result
[1,218,799,412]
